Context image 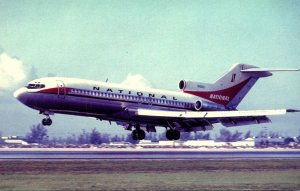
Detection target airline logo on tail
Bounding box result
[209,94,230,102]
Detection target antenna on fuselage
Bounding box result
[105,78,109,83]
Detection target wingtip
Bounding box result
[287,109,300,112]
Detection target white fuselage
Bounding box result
[14,77,222,128]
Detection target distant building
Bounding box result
[137,139,256,148]
[255,137,298,147]
[1,136,29,145]
[158,141,181,147]
[183,140,216,147]
[109,142,131,148]
[136,140,182,148]
[183,138,255,148]
[230,138,255,147]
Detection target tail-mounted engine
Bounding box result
[179,80,208,91]
[194,100,202,111]
[193,100,226,111]
[180,80,227,111]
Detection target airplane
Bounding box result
[14,63,299,140]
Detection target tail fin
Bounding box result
[180,63,298,109]
[211,64,270,108]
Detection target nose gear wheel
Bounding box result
[42,118,52,126]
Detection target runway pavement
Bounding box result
[0,148,299,159]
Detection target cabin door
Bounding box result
[56,80,66,99]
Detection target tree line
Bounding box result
[1,123,299,145]
[22,123,249,145]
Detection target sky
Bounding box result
[0,0,299,138]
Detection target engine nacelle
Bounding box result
[179,80,208,91]
[193,100,226,111]
[194,100,202,111]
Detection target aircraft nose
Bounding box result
[14,87,28,103]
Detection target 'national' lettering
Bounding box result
[209,94,230,101]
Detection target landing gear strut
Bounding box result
[166,129,180,140]
[132,124,145,140]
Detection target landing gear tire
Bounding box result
[166,130,173,140]
[132,130,138,140]
[166,130,180,140]
[138,130,145,140]
[132,129,145,140]
[42,118,52,126]
[172,130,180,140]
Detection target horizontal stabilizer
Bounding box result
[241,68,300,72]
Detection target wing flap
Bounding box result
[220,116,271,127]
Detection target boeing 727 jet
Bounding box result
[14,64,299,140]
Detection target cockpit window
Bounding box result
[26,84,46,89]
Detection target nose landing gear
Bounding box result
[42,117,52,126]
[40,111,53,126]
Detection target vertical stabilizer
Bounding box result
[181,64,273,109]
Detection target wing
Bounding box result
[136,109,289,118]
[134,108,298,131]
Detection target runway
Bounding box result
[1,148,300,159]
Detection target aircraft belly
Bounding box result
[30,93,123,115]
[62,95,123,114]
[26,93,56,110]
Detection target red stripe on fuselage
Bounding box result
[38,88,59,94]
[184,78,251,105]
[37,87,71,94]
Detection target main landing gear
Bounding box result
[131,124,146,140]
[166,129,180,140]
[130,125,180,140]
[165,121,180,140]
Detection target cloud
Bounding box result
[121,73,152,89]
[0,52,37,92]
